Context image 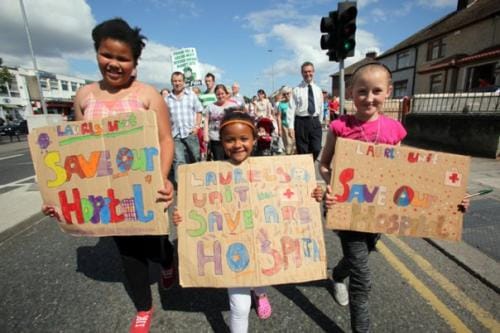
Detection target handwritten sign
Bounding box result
[327,138,470,241]
[177,155,327,287]
[28,112,168,236]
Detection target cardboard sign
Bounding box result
[177,155,327,288]
[28,112,169,236]
[326,138,470,241]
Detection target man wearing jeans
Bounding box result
[165,72,203,184]
[288,61,324,161]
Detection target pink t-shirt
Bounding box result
[329,114,406,145]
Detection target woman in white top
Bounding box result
[253,89,273,120]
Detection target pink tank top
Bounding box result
[81,90,146,121]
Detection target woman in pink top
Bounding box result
[203,84,238,160]
[42,18,174,333]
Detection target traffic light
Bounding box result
[320,11,339,62]
[336,1,357,59]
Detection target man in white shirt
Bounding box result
[288,61,324,160]
[231,82,245,106]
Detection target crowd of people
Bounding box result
[162,62,343,171]
[41,17,470,333]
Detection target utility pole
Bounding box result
[19,0,47,115]
[267,49,275,93]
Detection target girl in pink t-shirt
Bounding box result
[319,63,468,332]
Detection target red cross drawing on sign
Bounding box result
[448,172,460,183]
[283,188,295,199]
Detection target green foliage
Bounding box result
[0,67,13,86]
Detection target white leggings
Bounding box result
[227,287,267,333]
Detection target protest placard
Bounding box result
[171,48,202,87]
[28,112,168,236]
[326,138,470,241]
[177,155,327,287]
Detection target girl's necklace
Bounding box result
[358,116,381,144]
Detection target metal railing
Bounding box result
[411,92,500,114]
[342,92,499,119]
[344,99,404,121]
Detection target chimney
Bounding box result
[457,0,474,11]
[366,51,377,59]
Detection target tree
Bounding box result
[0,58,14,93]
[0,68,13,85]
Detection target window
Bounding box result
[396,52,410,69]
[464,62,496,92]
[61,80,68,91]
[430,74,443,93]
[49,78,59,90]
[427,39,445,61]
[71,82,78,91]
[393,80,408,98]
[8,80,20,97]
[0,83,8,95]
[40,79,48,90]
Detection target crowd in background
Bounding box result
[161,70,342,184]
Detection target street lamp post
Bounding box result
[267,49,275,93]
[19,0,48,115]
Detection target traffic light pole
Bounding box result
[320,2,356,116]
[339,58,346,115]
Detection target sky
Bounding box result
[0,0,458,97]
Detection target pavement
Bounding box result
[0,139,499,293]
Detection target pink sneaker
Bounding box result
[252,291,272,320]
[130,308,153,333]
[160,264,176,290]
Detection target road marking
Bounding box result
[385,235,500,332]
[378,240,472,333]
[0,175,36,189]
[0,153,24,161]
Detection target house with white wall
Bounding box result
[0,66,88,122]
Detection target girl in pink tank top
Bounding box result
[42,18,175,333]
[80,89,146,120]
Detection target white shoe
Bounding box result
[332,281,349,306]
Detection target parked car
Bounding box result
[0,119,28,141]
[17,119,28,134]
